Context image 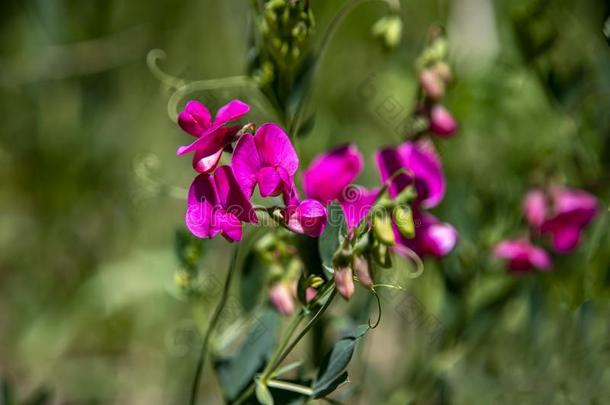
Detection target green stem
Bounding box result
[188,245,240,405]
[233,285,337,405]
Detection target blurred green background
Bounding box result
[1,0,610,403]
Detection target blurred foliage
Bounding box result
[1,0,610,403]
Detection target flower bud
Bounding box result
[372,240,392,268]
[334,266,355,300]
[305,287,317,303]
[393,206,415,239]
[432,62,452,82]
[373,212,396,246]
[269,282,295,316]
[372,15,402,49]
[429,104,457,137]
[419,69,444,100]
[353,255,373,289]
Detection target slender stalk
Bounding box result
[188,245,240,405]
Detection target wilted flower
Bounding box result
[494,239,552,272]
[185,165,258,242]
[395,211,457,258]
[177,99,250,173]
[524,187,598,253]
[376,140,445,209]
[428,104,457,137]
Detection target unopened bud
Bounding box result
[353,255,373,289]
[373,212,396,246]
[429,104,457,137]
[419,69,444,100]
[372,15,402,49]
[269,282,296,316]
[334,266,355,300]
[305,287,317,302]
[393,206,415,239]
[432,62,452,82]
[373,241,392,268]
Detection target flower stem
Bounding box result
[188,244,240,405]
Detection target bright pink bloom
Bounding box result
[232,123,299,199]
[284,199,328,237]
[185,165,258,242]
[176,99,250,173]
[524,187,598,253]
[395,212,457,258]
[339,186,379,232]
[494,240,552,272]
[376,140,445,209]
[302,145,363,204]
[429,104,457,137]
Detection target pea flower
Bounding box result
[302,144,377,232]
[185,165,258,242]
[269,282,296,316]
[494,240,552,272]
[376,140,445,209]
[176,99,250,173]
[395,211,457,258]
[232,123,327,237]
[523,187,598,253]
[429,104,457,137]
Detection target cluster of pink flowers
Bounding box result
[176,99,327,242]
[494,186,598,272]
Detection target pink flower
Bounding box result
[429,104,457,137]
[302,145,375,232]
[494,240,552,272]
[334,266,355,300]
[232,123,299,200]
[302,145,363,204]
[176,99,250,173]
[185,165,258,242]
[524,187,598,253]
[269,283,296,316]
[284,199,328,237]
[395,211,457,258]
[376,140,445,209]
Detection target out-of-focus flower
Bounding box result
[494,239,552,272]
[524,187,598,253]
[419,68,445,100]
[303,144,363,205]
[395,211,457,258]
[429,104,457,137]
[353,254,373,289]
[176,100,250,173]
[372,14,403,49]
[376,140,445,209]
[232,123,299,199]
[269,282,295,316]
[334,266,355,300]
[185,165,258,242]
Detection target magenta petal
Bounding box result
[178,100,211,136]
[258,167,282,197]
[192,148,223,173]
[254,123,299,175]
[285,199,327,237]
[551,187,598,228]
[218,212,243,242]
[375,147,413,198]
[303,144,364,204]
[340,186,378,232]
[213,165,258,224]
[185,174,220,238]
[398,141,445,208]
[550,226,582,253]
[232,134,261,198]
[213,99,250,127]
[395,212,457,258]
[429,104,457,137]
[176,125,239,156]
[523,189,547,229]
[494,240,551,272]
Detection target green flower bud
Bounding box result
[372,240,392,268]
[373,212,396,246]
[393,206,415,239]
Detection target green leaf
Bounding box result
[255,379,274,405]
[240,250,269,312]
[318,203,346,277]
[214,308,281,402]
[1,377,14,405]
[311,325,368,398]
